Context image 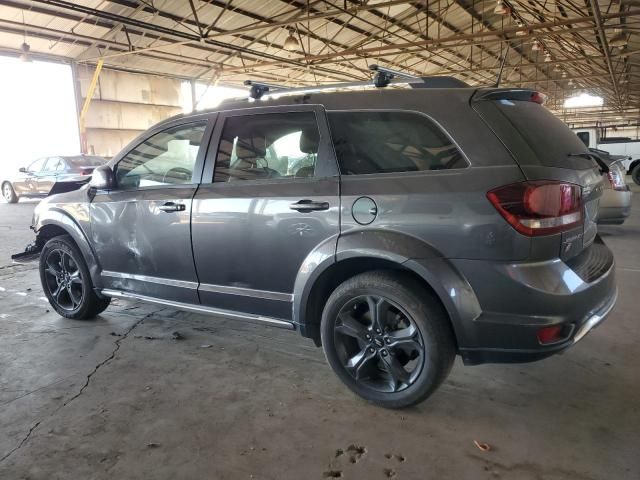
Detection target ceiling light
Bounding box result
[553,64,561,72]
[561,71,567,78]
[494,0,510,15]
[283,31,299,52]
[531,40,541,51]
[568,79,574,87]
[544,52,552,62]
[19,42,31,62]
[564,93,604,108]
[609,29,628,48]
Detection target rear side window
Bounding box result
[214,112,320,182]
[327,111,467,175]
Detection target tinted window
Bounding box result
[28,158,46,172]
[476,100,595,169]
[327,111,467,175]
[44,157,64,172]
[214,112,320,182]
[576,131,590,147]
[116,122,206,189]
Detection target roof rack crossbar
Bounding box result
[369,64,419,88]
[242,64,468,99]
[244,80,287,99]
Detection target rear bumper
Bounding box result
[598,188,632,225]
[451,238,617,365]
[459,287,617,364]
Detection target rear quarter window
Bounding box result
[474,99,596,170]
[327,111,467,175]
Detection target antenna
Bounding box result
[495,46,510,88]
[244,80,287,99]
[369,64,419,88]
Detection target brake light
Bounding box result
[530,91,547,104]
[607,167,627,191]
[487,181,583,236]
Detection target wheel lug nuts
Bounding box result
[368,347,375,353]
[381,350,388,357]
[375,328,381,334]
[385,338,391,344]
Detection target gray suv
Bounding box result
[20,80,617,408]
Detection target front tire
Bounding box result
[631,163,640,186]
[2,182,18,203]
[39,235,110,319]
[320,271,456,409]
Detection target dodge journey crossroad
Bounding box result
[22,79,617,408]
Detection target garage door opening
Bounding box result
[0,56,80,179]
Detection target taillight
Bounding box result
[487,181,583,236]
[530,91,547,104]
[607,167,626,191]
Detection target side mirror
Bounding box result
[19,167,26,173]
[89,165,114,190]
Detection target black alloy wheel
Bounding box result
[39,235,111,319]
[43,248,84,311]
[321,271,456,409]
[334,294,425,393]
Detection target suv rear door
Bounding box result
[90,116,215,303]
[472,91,604,260]
[191,105,339,320]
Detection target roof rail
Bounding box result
[244,64,469,99]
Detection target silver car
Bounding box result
[589,148,632,225]
[2,155,107,203]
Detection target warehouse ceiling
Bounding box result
[0,0,638,125]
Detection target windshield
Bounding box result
[65,155,106,167]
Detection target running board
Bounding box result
[101,289,295,330]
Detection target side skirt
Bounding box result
[101,289,296,330]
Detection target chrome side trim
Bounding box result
[573,288,618,343]
[102,271,199,290]
[199,283,293,302]
[100,289,295,330]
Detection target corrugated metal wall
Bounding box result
[76,66,184,158]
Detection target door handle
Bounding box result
[158,202,186,212]
[289,199,330,212]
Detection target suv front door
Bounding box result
[192,106,340,319]
[90,116,214,303]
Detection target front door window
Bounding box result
[115,122,207,189]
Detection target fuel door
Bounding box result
[352,196,378,225]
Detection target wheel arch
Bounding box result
[35,210,102,287]
[293,230,481,347]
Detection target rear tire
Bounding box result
[632,163,640,186]
[2,182,18,203]
[320,271,456,409]
[39,235,110,319]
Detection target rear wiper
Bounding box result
[568,153,609,174]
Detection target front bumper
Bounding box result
[452,238,617,365]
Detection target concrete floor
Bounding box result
[0,188,639,480]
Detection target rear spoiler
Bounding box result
[472,89,547,105]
